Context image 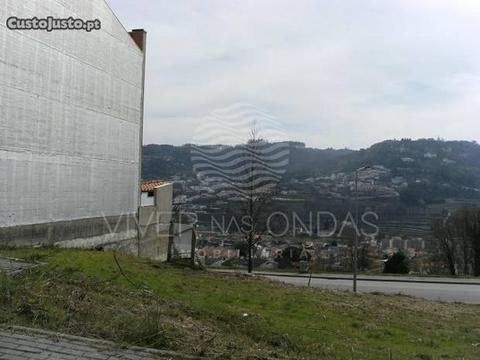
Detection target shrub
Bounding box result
[383,252,409,274]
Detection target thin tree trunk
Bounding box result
[447,253,456,276]
[473,247,480,277]
[463,243,469,276]
[443,240,456,276]
[167,221,174,263]
[190,226,197,267]
[247,233,253,273]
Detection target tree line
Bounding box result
[432,207,480,276]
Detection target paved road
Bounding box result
[210,269,480,303]
[0,326,193,360]
[263,274,480,304]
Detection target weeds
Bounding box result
[0,248,479,359]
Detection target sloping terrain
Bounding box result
[1,248,479,359]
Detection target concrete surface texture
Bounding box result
[0,0,144,245]
[1,215,137,250]
[0,257,34,275]
[138,182,173,261]
[0,326,194,360]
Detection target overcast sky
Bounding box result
[109,0,480,149]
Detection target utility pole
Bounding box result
[353,165,371,293]
[353,169,359,293]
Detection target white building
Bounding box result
[139,180,173,261]
[0,0,146,249]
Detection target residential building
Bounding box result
[139,180,173,261]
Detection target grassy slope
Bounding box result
[0,248,479,360]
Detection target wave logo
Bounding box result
[191,104,290,200]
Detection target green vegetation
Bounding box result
[1,248,480,359]
[143,139,480,203]
[383,252,410,274]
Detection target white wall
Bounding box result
[0,0,144,227]
[141,192,155,207]
[138,183,173,261]
[154,183,173,223]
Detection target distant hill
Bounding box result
[143,142,353,180]
[143,139,480,204]
[143,144,193,179]
[335,139,480,204]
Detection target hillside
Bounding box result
[143,144,194,179]
[1,248,480,359]
[336,139,480,202]
[142,143,353,180]
[143,139,480,204]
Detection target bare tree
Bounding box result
[463,208,480,276]
[451,209,473,275]
[432,207,480,277]
[432,215,457,276]
[191,118,287,273]
[240,124,280,273]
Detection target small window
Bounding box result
[147,191,154,197]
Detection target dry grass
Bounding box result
[1,247,479,359]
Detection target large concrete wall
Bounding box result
[0,0,144,245]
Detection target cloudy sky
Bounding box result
[109,0,480,149]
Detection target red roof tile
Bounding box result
[141,180,171,192]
